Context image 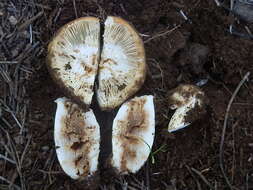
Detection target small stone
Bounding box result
[0,11,3,16]
[42,146,49,152]
[178,43,209,74]
[9,16,18,25]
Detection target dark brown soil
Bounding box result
[1,0,253,189]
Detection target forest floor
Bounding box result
[0,0,253,189]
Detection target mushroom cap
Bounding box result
[111,95,155,174]
[47,17,100,107]
[167,84,206,132]
[54,97,100,179]
[97,16,146,110]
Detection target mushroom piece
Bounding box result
[47,17,100,107]
[167,84,207,132]
[111,95,155,174]
[54,97,100,179]
[97,16,146,110]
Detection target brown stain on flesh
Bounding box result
[82,64,93,74]
[75,155,90,177]
[103,58,118,66]
[98,57,146,111]
[58,52,70,59]
[80,54,98,76]
[75,156,82,167]
[91,54,98,66]
[120,145,136,173]
[62,101,86,140]
[126,98,147,134]
[167,84,206,108]
[46,51,90,109]
[70,141,87,151]
[116,98,148,172]
[60,101,96,177]
[99,59,117,71]
[57,41,66,47]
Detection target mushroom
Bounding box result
[111,95,155,174]
[54,97,100,179]
[47,17,100,107]
[167,84,207,132]
[97,16,146,110]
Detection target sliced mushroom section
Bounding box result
[97,16,146,110]
[111,95,155,174]
[47,17,100,106]
[167,84,207,132]
[54,97,100,179]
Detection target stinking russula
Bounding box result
[50,16,155,179]
[167,84,207,132]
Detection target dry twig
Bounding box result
[18,11,43,31]
[219,71,250,190]
[185,165,202,190]
[144,25,181,44]
[191,167,215,189]
[231,121,239,183]
[0,176,20,190]
[0,153,16,165]
[72,0,78,18]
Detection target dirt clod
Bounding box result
[178,43,209,74]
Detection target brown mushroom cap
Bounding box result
[54,97,100,179]
[47,17,100,107]
[97,16,146,110]
[111,95,155,174]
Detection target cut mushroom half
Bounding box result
[47,17,100,107]
[97,16,146,110]
[111,95,155,174]
[54,97,100,179]
[167,84,206,132]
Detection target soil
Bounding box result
[0,0,253,189]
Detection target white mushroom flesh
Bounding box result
[97,16,146,110]
[54,97,100,179]
[48,17,100,105]
[111,95,155,174]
